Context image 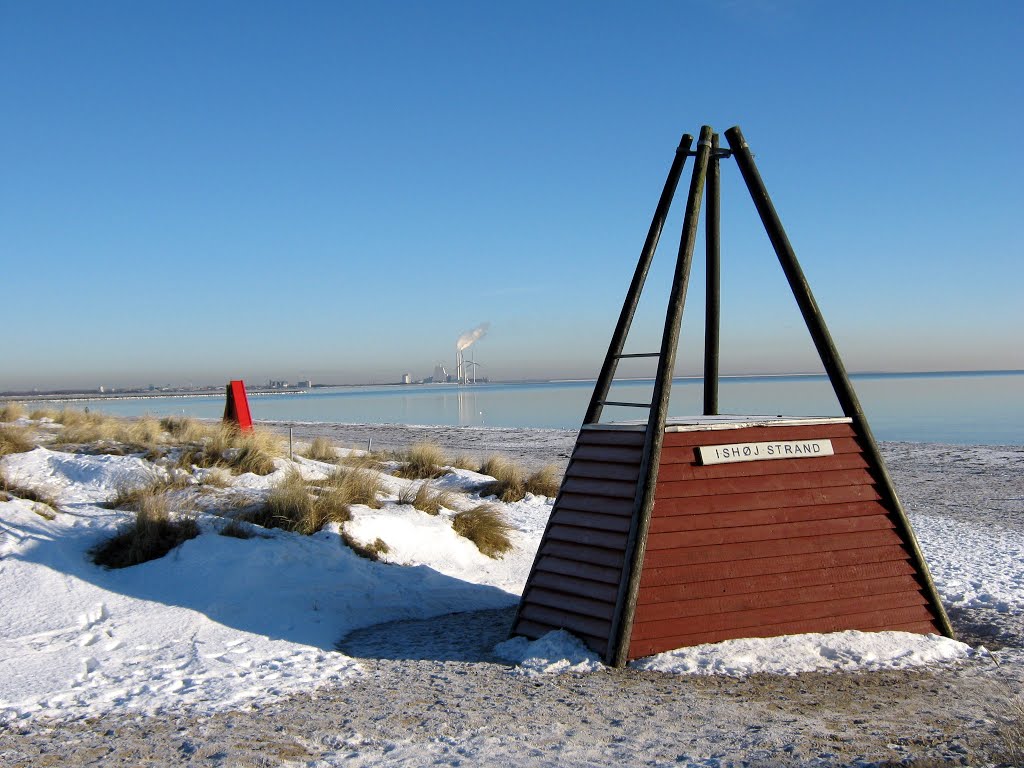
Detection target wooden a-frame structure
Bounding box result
[510,125,953,666]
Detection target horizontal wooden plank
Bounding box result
[647,500,888,535]
[577,429,647,447]
[626,605,938,658]
[653,468,877,501]
[519,603,611,640]
[633,575,925,623]
[568,460,641,483]
[571,444,644,465]
[530,571,620,603]
[535,555,623,585]
[552,509,632,533]
[645,515,895,551]
[655,452,870,483]
[652,484,882,517]
[641,528,905,569]
[557,492,634,517]
[629,590,927,642]
[524,587,616,621]
[638,560,919,603]
[541,540,626,570]
[546,524,627,550]
[513,619,609,657]
[639,544,912,588]
[662,423,857,448]
[885,620,943,636]
[563,476,637,499]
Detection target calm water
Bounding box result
[59,371,1024,445]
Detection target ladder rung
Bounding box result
[613,353,660,359]
[597,400,652,408]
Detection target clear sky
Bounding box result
[2,1,1021,390]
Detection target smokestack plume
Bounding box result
[456,322,490,352]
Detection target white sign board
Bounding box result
[698,439,834,465]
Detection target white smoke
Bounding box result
[456,322,490,352]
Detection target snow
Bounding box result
[631,629,974,676]
[1,434,1022,730]
[494,629,604,676]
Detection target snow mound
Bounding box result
[2,447,163,504]
[494,630,603,676]
[632,630,975,676]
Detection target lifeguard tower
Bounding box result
[510,126,953,666]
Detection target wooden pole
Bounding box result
[584,134,694,425]
[703,132,721,416]
[723,125,954,639]
[610,125,714,667]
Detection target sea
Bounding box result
[54,371,1024,446]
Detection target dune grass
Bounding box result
[393,442,449,480]
[398,482,456,515]
[109,476,191,510]
[303,436,338,462]
[0,424,34,457]
[55,412,165,455]
[177,425,281,476]
[29,407,60,421]
[451,503,513,558]
[0,468,59,510]
[477,455,561,502]
[246,467,384,535]
[0,402,26,422]
[218,519,255,539]
[341,531,390,561]
[450,455,478,471]
[91,493,199,569]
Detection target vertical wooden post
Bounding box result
[610,125,714,666]
[723,125,954,639]
[584,134,694,425]
[703,132,722,416]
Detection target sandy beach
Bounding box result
[2,421,1023,766]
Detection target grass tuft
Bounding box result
[218,519,255,539]
[450,455,479,471]
[477,456,561,502]
[247,466,383,535]
[0,469,59,510]
[451,503,513,558]
[338,451,387,472]
[0,402,26,422]
[0,424,35,457]
[341,531,390,561]
[91,493,199,569]
[177,425,281,475]
[525,465,562,498]
[393,442,449,480]
[29,407,59,421]
[398,482,455,515]
[303,436,338,462]
[109,476,190,510]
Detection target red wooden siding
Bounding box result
[512,427,643,657]
[626,422,942,660]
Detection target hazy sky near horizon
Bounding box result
[2,1,1022,390]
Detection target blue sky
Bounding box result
[2,1,1021,390]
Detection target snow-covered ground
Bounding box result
[1,418,1023,765]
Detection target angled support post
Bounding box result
[703,132,722,416]
[609,125,715,666]
[723,125,954,638]
[584,133,694,425]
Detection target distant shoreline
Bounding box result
[3,368,1021,404]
